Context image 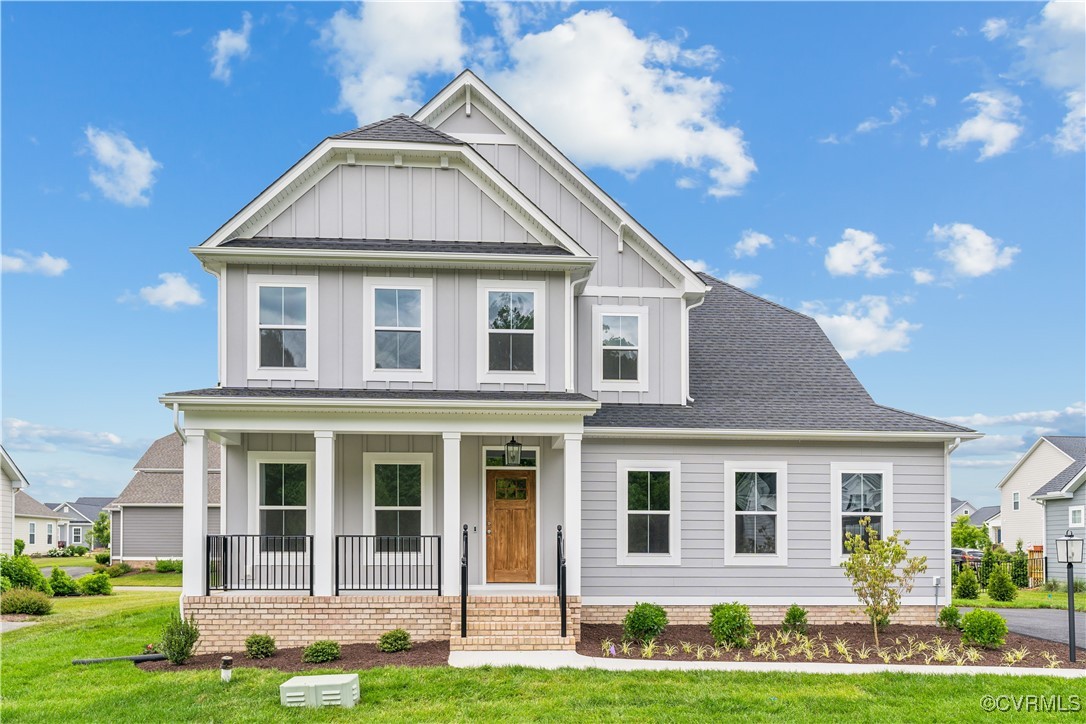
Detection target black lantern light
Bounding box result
[504,436,523,466]
[1054,529,1083,663]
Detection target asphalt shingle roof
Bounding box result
[970,505,1000,526]
[221,238,571,256]
[53,500,113,523]
[114,433,221,507]
[1033,435,1086,497]
[585,274,973,434]
[14,490,68,519]
[331,115,463,145]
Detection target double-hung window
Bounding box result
[830,462,893,563]
[478,281,546,384]
[248,453,314,553]
[72,527,82,544]
[364,277,432,382]
[365,453,432,554]
[28,522,36,545]
[593,306,648,392]
[248,275,318,381]
[1070,506,1084,528]
[47,524,53,545]
[616,460,681,565]
[724,461,788,565]
[1012,492,1020,511]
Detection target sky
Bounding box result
[2,1,1083,508]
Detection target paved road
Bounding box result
[40,566,94,578]
[963,606,1086,648]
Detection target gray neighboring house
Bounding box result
[969,505,1001,545]
[109,433,220,564]
[950,497,977,519]
[49,497,114,548]
[1030,435,1086,581]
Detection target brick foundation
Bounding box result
[582,604,938,627]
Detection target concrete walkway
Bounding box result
[40,566,93,579]
[0,620,39,634]
[112,586,181,592]
[448,650,1085,678]
[962,606,1086,647]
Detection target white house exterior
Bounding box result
[1,446,29,554]
[995,436,1074,550]
[169,71,978,653]
[1028,436,1086,581]
[13,491,68,555]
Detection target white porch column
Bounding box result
[563,433,582,596]
[442,432,462,595]
[181,430,208,597]
[313,431,335,596]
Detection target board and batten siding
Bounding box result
[581,438,949,603]
[1,468,13,554]
[116,507,219,561]
[1043,484,1086,582]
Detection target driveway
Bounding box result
[962,606,1086,648]
[40,566,93,579]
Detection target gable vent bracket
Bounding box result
[346,152,357,166]
[394,154,403,167]
[440,155,449,169]
[465,85,472,116]
[617,222,627,253]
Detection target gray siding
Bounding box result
[1043,485,1086,582]
[581,439,948,602]
[119,506,219,560]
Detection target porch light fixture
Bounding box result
[504,436,523,466]
[1054,529,1083,663]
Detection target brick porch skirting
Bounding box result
[581,604,939,627]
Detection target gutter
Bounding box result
[173,403,186,444]
[584,427,982,443]
[161,395,602,415]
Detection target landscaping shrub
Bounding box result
[46,548,65,558]
[155,559,183,573]
[986,566,1017,602]
[245,634,277,659]
[377,628,412,653]
[938,605,961,631]
[13,539,25,556]
[781,604,808,635]
[78,573,112,596]
[622,602,669,641]
[955,566,979,600]
[49,567,80,597]
[68,545,89,556]
[92,563,108,573]
[0,554,52,595]
[104,562,132,578]
[0,587,53,615]
[0,576,10,594]
[961,609,1008,649]
[1042,578,1062,592]
[978,548,997,588]
[709,602,755,648]
[1075,579,1086,594]
[160,612,201,664]
[1010,543,1029,588]
[94,552,111,565]
[302,640,341,664]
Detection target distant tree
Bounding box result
[950,515,989,549]
[91,512,110,550]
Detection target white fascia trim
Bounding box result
[829,462,894,566]
[160,395,601,415]
[723,461,789,567]
[246,274,319,383]
[362,452,435,536]
[615,459,682,567]
[583,427,981,443]
[246,451,316,536]
[413,73,706,295]
[581,286,685,299]
[362,276,434,384]
[995,437,1055,490]
[1,447,30,487]
[591,305,649,393]
[193,246,594,272]
[581,596,936,607]
[477,279,548,386]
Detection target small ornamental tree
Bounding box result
[840,517,927,648]
[979,547,998,588]
[1010,541,1029,588]
[986,566,1017,602]
[91,512,111,550]
[950,515,989,549]
[955,565,980,599]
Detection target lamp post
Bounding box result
[1054,529,1083,663]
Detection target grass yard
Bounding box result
[30,555,97,569]
[2,593,1083,722]
[954,589,1086,611]
[111,572,182,587]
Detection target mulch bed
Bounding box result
[577,623,1086,669]
[138,640,449,672]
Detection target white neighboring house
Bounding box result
[14,490,69,554]
[969,505,1001,545]
[996,436,1078,550]
[1,445,30,554]
[1028,436,1085,581]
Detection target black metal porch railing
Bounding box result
[460,524,468,638]
[335,535,442,595]
[206,535,313,595]
[557,524,567,638]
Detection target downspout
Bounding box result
[683,294,707,403]
[173,403,186,444]
[569,273,591,392]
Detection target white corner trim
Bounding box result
[362,276,434,384]
[245,451,316,536]
[476,279,547,386]
[361,452,435,537]
[723,461,789,567]
[829,462,894,566]
[591,305,649,393]
[615,459,682,566]
[245,274,319,382]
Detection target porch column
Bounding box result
[563,433,582,596]
[313,431,335,596]
[442,433,461,594]
[181,429,208,597]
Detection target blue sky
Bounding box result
[2,2,1083,507]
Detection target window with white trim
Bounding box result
[47,524,53,545]
[247,275,318,381]
[830,462,893,564]
[1012,492,1020,511]
[258,462,308,551]
[72,526,82,544]
[592,306,648,392]
[364,278,433,382]
[28,522,36,545]
[724,461,788,565]
[477,280,546,384]
[1070,506,1084,528]
[364,453,433,554]
[616,460,681,565]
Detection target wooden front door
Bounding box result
[486,469,536,583]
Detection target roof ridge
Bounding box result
[330,114,463,144]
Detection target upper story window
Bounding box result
[1012,492,1020,511]
[724,461,788,566]
[592,306,648,392]
[616,460,681,566]
[247,275,318,381]
[477,280,546,385]
[830,462,893,564]
[364,277,433,382]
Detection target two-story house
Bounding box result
[167,71,978,653]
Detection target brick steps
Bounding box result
[450,635,577,651]
[451,595,574,650]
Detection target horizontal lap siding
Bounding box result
[1045,486,1086,581]
[581,439,947,600]
[121,507,219,560]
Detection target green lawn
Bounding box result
[2,592,1083,722]
[954,589,1086,611]
[112,572,182,587]
[31,555,97,569]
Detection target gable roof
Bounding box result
[970,505,1000,526]
[14,490,68,519]
[331,114,464,145]
[112,432,222,507]
[1,445,29,488]
[585,274,975,436]
[951,497,966,509]
[52,500,111,523]
[1032,435,1086,497]
[133,433,222,471]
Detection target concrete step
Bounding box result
[449,635,577,652]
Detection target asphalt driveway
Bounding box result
[962,606,1086,648]
[39,566,93,579]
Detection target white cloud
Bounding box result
[890,54,916,78]
[911,268,935,285]
[930,222,1019,277]
[801,296,919,360]
[675,177,697,189]
[321,2,466,122]
[1,251,69,276]
[856,103,907,134]
[922,95,937,107]
[981,18,1009,41]
[824,228,892,278]
[84,127,161,206]
[209,11,253,84]
[683,258,717,275]
[939,90,1023,160]
[489,10,756,197]
[945,402,1085,428]
[136,273,204,309]
[817,133,841,145]
[1016,2,1085,152]
[723,271,760,290]
[733,229,773,258]
[2,418,145,458]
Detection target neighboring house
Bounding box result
[109,433,221,564]
[969,505,1001,545]
[13,490,68,554]
[166,70,978,653]
[1029,436,1086,581]
[995,436,1075,550]
[950,497,977,519]
[1,446,30,554]
[50,497,115,548]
